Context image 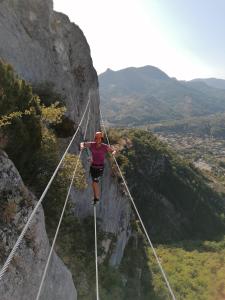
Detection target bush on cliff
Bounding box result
[0,60,87,216]
[0,59,42,175]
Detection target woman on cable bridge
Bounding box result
[80,131,116,204]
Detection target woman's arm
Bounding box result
[107,145,116,155]
[80,141,92,150]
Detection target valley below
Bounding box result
[156,132,225,192]
[99,65,225,299]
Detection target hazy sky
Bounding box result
[53,0,225,80]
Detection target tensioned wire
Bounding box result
[94,204,100,300]
[36,106,91,300]
[0,94,91,281]
[82,125,100,300]
[100,109,177,300]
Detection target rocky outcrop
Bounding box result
[0,0,133,293]
[71,159,132,266]
[0,152,77,300]
[0,0,99,137]
[0,0,133,266]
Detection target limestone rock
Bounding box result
[0,0,133,278]
[71,159,132,266]
[0,152,77,300]
[0,0,99,138]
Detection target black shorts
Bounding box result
[90,165,104,182]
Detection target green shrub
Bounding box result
[147,239,225,300]
[0,60,42,176]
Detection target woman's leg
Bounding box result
[92,181,100,200]
[90,166,104,202]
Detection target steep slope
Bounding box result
[99,66,225,126]
[2,1,225,299]
[0,1,135,298]
[0,151,77,300]
[108,128,225,242]
[0,58,136,298]
[0,0,99,136]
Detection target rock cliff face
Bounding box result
[0,0,99,137]
[0,151,77,300]
[71,159,132,266]
[0,0,133,296]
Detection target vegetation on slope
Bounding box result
[149,113,225,138]
[2,60,225,299]
[0,59,86,197]
[108,128,225,242]
[0,60,153,299]
[108,127,225,299]
[99,66,225,126]
[0,60,42,175]
[54,214,156,300]
[148,239,225,300]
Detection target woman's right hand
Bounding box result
[80,142,84,150]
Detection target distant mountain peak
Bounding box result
[105,68,114,72]
[99,65,225,127]
[99,65,170,81]
[191,78,225,90]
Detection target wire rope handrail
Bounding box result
[100,109,177,300]
[0,95,91,281]
[93,204,100,300]
[35,106,91,299]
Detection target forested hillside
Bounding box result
[0,60,154,300]
[99,66,225,126]
[108,128,225,299]
[149,113,225,138]
[2,60,225,299]
[109,128,225,241]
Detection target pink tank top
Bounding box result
[90,142,109,167]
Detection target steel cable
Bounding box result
[35,106,91,300]
[100,110,177,300]
[0,95,91,281]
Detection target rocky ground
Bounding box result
[0,151,77,300]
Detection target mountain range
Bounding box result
[2,0,225,298]
[99,66,225,126]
